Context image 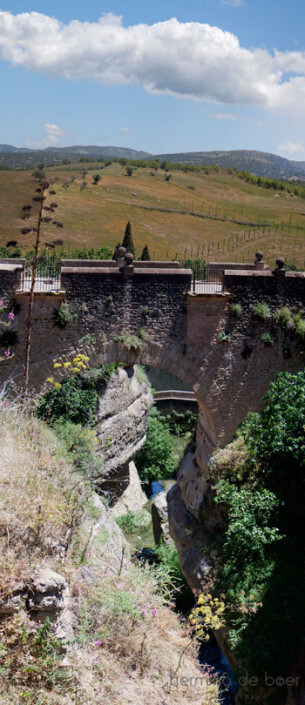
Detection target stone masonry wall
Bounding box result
[3,257,305,602]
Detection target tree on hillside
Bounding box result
[141,244,151,261]
[92,174,101,185]
[122,221,135,256]
[113,242,121,260]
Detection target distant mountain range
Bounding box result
[1,144,305,180]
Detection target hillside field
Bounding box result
[1,162,305,266]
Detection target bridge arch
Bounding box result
[2,255,305,466]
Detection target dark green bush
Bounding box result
[136,408,175,485]
[213,369,305,689]
[158,408,198,436]
[36,365,118,426]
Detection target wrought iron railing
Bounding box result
[21,264,61,292]
[187,262,224,294]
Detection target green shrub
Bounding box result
[37,375,99,425]
[36,365,118,426]
[213,370,305,684]
[0,616,73,692]
[52,418,98,472]
[274,305,293,329]
[252,301,271,321]
[153,544,193,610]
[158,408,198,436]
[260,332,274,346]
[230,303,242,319]
[293,314,305,339]
[53,301,75,328]
[116,334,142,351]
[136,408,175,485]
[116,509,151,533]
[218,331,231,342]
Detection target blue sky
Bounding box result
[0,0,305,158]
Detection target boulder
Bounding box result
[27,568,69,613]
[111,461,148,517]
[151,491,172,545]
[95,366,153,502]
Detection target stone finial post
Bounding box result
[254,251,265,270]
[116,246,127,268]
[275,257,285,270]
[273,256,286,295]
[122,252,134,278]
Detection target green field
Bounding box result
[1,162,305,266]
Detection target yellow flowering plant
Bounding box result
[45,353,90,386]
[189,593,226,642]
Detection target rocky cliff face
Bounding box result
[167,427,221,592]
[95,366,153,502]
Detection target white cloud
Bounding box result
[277,141,305,158]
[120,126,130,133]
[1,11,305,115]
[24,122,64,148]
[209,112,238,120]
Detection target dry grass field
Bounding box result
[1,162,305,266]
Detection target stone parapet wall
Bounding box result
[0,263,24,304]
[60,260,181,270]
[224,268,305,304]
[61,267,191,350]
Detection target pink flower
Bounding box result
[4,349,10,358]
[141,610,146,618]
[8,311,14,321]
[94,639,102,647]
[2,401,7,407]
[152,608,157,616]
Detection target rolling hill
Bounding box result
[1,160,305,268]
[1,144,305,180]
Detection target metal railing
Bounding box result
[153,390,196,402]
[189,263,224,294]
[21,264,61,292]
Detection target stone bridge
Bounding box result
[1,252,305,467]
[2,251,305,586]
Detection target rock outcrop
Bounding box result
[167,449,219,591]
[95,366,153,503]
[111,461,148,517]
[151,491,171,545]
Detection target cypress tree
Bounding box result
[122,221,135,256]
[141,244,151,261]
[112,241,121,260]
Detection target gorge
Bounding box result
[1,251,305,703]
